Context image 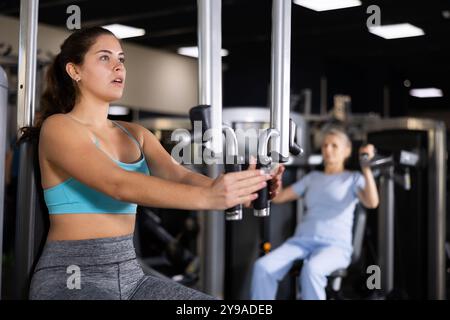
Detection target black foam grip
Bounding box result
[253,163,270,210]
[189,105,211,134]
[289,143,303,156]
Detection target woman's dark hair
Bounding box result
[17,26,116,145]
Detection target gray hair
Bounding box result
[323,127,352,148]
[321,127,353,163]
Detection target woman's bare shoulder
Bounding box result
[114,120,146,146]
[41,113,74,131]
[39,113,91,155]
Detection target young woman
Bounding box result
[18,27,282,300]
[250,128,379,300]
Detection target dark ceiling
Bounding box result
[1,0,450,114]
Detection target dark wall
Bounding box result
[223,48,408,117]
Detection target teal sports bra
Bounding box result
[43,120,150,215]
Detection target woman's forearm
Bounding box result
[178,168,214,188]
[116,171,210,210]
[272,186,298,204]
[361,167,379,208]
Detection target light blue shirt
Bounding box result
[291,170,365,250]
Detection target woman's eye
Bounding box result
[100,55,109,61]
[119,57,125,63]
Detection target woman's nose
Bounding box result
[113,59,124,71]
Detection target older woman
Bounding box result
[251,128,379,300]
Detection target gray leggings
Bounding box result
[29,234,214,300]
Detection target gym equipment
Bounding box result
[189,103,303,220]
[0,66,8,295]
[9,0,45,300]
[252,0,303,218]
[360,149,419,298]
[253,119,303,217]
[365,119,446,299]
[195,0,224,296]
[189,105,244,221]
[136,207,199,286]
[194,0,305,297]
[222,108,308,299]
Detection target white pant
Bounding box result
[250,236,351,300]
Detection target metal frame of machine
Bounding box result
[364,118,446,300]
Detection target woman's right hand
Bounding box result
[205,169,272,210]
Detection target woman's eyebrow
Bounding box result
[95,49,125,55]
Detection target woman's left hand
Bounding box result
[269,164,285,200]
[359,144,376,161]
[243,158,285,208]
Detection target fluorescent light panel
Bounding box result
[293,0,361,11]
[409,88,443,98]
[102,24,145,39]
[308,154,323,165]
[177,46,229,58]
[368,23,424,39]
[109,106,130,115]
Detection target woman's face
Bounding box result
[321,133,351,167]
[75,34,126,102]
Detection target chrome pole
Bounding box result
[14,0,39,299]
[378,167,395,295]
[270,0,291,162]
[197,0,224,298]
[0,66,8,298]
[428,125,446,299]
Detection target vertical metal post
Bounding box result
[197,0,224,298]
[0,67,8,298]
[428,125,446,299]
[378,167,395,295]
[270,0,291,162]
[14,0,39,299]
[198,0,222,155]
[17,0,38,131]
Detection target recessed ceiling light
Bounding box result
[409,88,443,98]
[368,23,424,39]
[177,46,229,58]
[293,0,361,12]
[102,24,145,39]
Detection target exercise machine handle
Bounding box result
[289,118,303,156]
[253,128,280,217]
[189,105,244,220]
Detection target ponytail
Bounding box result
[17,26,115,145]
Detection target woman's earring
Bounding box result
[75,77,81,82]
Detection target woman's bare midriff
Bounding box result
[46,214,136,242]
